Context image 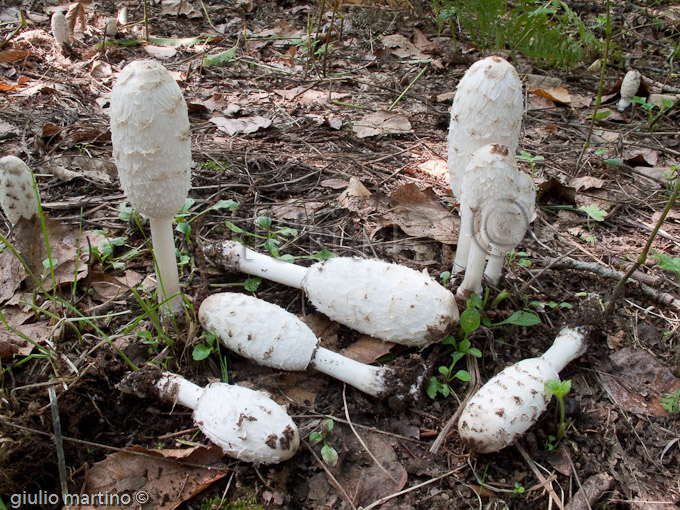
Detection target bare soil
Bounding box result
[1,1,679,509]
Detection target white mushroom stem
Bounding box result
[204,241,458,348]
[121,368,300,464]
[310,347,386,397]
[149,217,183,314]
[458,327,586,453]
[452,206,474,275]
[198,292,425,399]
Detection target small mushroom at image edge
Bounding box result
[119,366,300,464]
[109,59,192,315]
[458,327,587,453]
[199,292,428,400]
[203,240,459,348]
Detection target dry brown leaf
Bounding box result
[274,87,349,104]
[381,33,429,60]
[529,86,571,105]
[65,2,86,37]
[412,28,436,53]
[326,427,408,507]
[570,176,605,191]
[352,110,412,138]
[47,155,117,184]
[89,270,144,301]
[417,158,447,180]
[209,115,272,135]
[527,93,557,111]
[0,251,25,302]
[623,148,659,167]
[340,335,394,364]
[77,446,228,510]
[0,305,51,358]
[253,19,305,40]
[525,74,562,88]
[342,183,457,244]
[338,177,371,206]
[161,0,199,17]
[600,347,680,417]
[269,199,327,221]
[0,49,31,63]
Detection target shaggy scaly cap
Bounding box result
[109,59,191,219]
[0,156,39,225]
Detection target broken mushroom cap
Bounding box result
[109,59,191,220]
[121,368,300,464]
[199,292,427,399]
[617,70,641,111]
[458,327,586,453]
[204,240,459,348]
[448,56,523,202]
[0,156,40,225]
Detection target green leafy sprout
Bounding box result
[545,378,572,449]
[309,418,338,466]
[192,330,229,383]
[660,389,680,414]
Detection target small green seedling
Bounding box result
[507,249,531,268]
[440,270,451,287]
[578,203,607,223]
[192,330,229,383]
[660,389,680,414]
[651,251,680,281]
[513,482,525,494]
[427,300,483,399]
[309,418,338,466]
[545,378,572,449]
[517,150,544,178]
[631,96,675,131]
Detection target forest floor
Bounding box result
[1,0,679,509]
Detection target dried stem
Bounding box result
[604,175,680,318]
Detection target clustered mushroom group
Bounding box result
[1,56,590,465]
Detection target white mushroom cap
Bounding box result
[458,327,586,453]
[302,257,459,348]
[199,292,318,371]
[0,156,40,225]
[50,11,70,48]
[448,56,523,201]
[109,59,192,219]
[617,70,641,111]
[151,372,299,464]
[190,381,299,463]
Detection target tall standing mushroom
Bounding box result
[456,144,534,298]
[109,60,192,314]
[448,56,523,276]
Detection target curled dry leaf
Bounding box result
[78,446,228,510]
[209,115,272,135]
[352,110,412,138]
[529,86,572,105]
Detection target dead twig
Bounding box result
[546,256,680,312]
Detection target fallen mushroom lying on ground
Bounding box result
[119,366,299,464]
[458,327,587,453]
[448,56,524,279]
[203,240,458,348]
[456,144,535,297]
[617,70,641,111]
[199,292,427,400]
[109,59,192,315]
